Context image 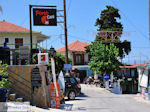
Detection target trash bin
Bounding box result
[0,88,7,102]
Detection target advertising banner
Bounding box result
[33,8,57,26]
[50,83,60,109]
[64,64,72,70]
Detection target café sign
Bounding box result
[33,8,57,26]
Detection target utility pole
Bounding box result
[133,56,136,64]
[63,0,69,64]
[149,0,150,43]
[29,5,33,64]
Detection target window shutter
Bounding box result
[81,54,84,65]
[73,54,76,65]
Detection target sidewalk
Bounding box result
[31,106,66,112]
[0,102,66,112]
[134,93,150,105]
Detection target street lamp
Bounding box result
[49,46,56,58]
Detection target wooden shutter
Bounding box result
[81,54,84,65]
[73,54,76,65]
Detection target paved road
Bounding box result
[60,84,150,112]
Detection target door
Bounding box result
[15,38,23,48]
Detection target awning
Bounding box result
[72,65,89,70]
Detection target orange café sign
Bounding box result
[33,8,57,26]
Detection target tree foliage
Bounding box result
[95,6,123,32]
[88,42,121,75]
[48,53,72,74]
[95,5,131,58]
[0,61,10,88]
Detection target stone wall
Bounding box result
[7,65,51,107]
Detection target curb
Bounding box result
[134,94,150,105]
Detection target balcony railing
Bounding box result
[73,61,90,66]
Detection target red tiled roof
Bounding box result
[57,40,89,52]
[120,63,149,69]
[0,20,39,33]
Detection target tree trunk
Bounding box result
[103,73,106,88]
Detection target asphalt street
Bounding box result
[57,84,150,112]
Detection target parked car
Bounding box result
[70,72,80,83]
[75,77,80,83]
[50,75,81,100]
[64,76,81,100]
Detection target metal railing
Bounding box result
[0,48,39,65]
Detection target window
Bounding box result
[74,54,84,65]
[76,54,81,64]
[15,38,23,48]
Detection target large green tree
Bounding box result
[95,6,131,58]
[88,42,120,76]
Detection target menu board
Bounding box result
[31,67,42,87]
[50,83,60,109]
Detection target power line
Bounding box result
[46,34,64,48]
[110,0,149,40]
[132,46,150,49]
[11,0,40,31]
[67,0,72,16]
[68,34,92,42]
[57,11,64,29]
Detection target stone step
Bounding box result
[16,97,23,102]
[8,93,16,101]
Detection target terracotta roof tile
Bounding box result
[56,40,89,52]
[0,20,39,33]
[119,63,150,69]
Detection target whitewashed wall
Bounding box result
[0,36,38,49]
[84,53,89,63]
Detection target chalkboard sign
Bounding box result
[31,67,42,87]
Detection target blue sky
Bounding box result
[0,0,149,64]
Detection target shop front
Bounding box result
[72,65,92,83]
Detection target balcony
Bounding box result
[73,61,89,66]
